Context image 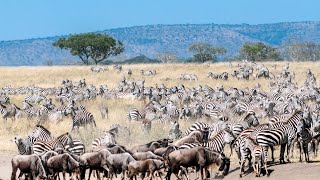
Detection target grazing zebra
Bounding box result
[32,132,73,154]
[238,136,263,177]
[64,105,96,132]
[179,129,235,154]
[256,111,304,175]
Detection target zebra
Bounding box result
[238,135,263,177]
[179,129,235,154]
[168,121,182,140]
[64,104,96,132]
[98,103,109,119]
[13,136,33,155]
[0,103,20,124]
[256,111,304,175]
[224,112,260,138]
[32,132,73,154]
[296,119,312,162]
[127,108,144,121]
[24,94,46,104]
[64,139,86,156]
[91,130,117,150]
[0,95,10,104]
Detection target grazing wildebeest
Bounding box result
[105,152,136,179]
[166,146,230,180]
[11,154,47,180]
[127,159,165,180]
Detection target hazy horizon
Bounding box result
[1,0,319,41]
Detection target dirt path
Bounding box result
[3,151,320,180]
[224,162,320,180]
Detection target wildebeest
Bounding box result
[173,130,204,147]
[46,153,82,180]
[130,139,172,153]
[11,154,47,180]
[132,151,164,161]
[127,159,165,180]
[105,152,136,179]
[92,144,128,154]
[80,149,111,180]
[166,146,230,180]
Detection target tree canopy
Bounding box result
[53,33,124,65]
[240,42,280,61]
[283,41,320,61]
[189,43,227,62]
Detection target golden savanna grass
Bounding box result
[1,62,320,164]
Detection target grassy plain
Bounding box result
[0,62,320,164]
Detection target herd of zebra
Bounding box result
[2,61,320,179]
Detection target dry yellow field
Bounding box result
[0,62,320,164]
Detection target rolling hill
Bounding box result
[0,21,319,66]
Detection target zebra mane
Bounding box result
[56,132,70,140]
[13,104,21,110]
[0,103,6,108]
[33,125,52,136]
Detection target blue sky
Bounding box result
[0,0,319,41]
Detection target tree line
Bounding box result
[53,33,320,65]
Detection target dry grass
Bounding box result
[1,62,320,165]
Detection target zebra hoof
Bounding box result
[239,174,242,178]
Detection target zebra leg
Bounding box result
[286,141,294,163]
[280,143,286,164]
[263,146,269,176]
[270,146,275,162]
[299,141,303,162]
[239,157,246,178]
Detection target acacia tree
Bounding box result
[284,41,320,61]
[158,52,179,63]
[53,33,124,65]
[189,43,227,62]
[240,42,280,61]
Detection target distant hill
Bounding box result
[0,21,319,66]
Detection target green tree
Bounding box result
[189,43,227,62]
[53,33,124,65]
[240,42,280,61]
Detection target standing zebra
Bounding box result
[64,104,96,132]
[256,111,304,175]
[179,129,235,154]
[238,135,263,177]
[127,108,144,121]
[91,130,117,150]
[32,132,73,154]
